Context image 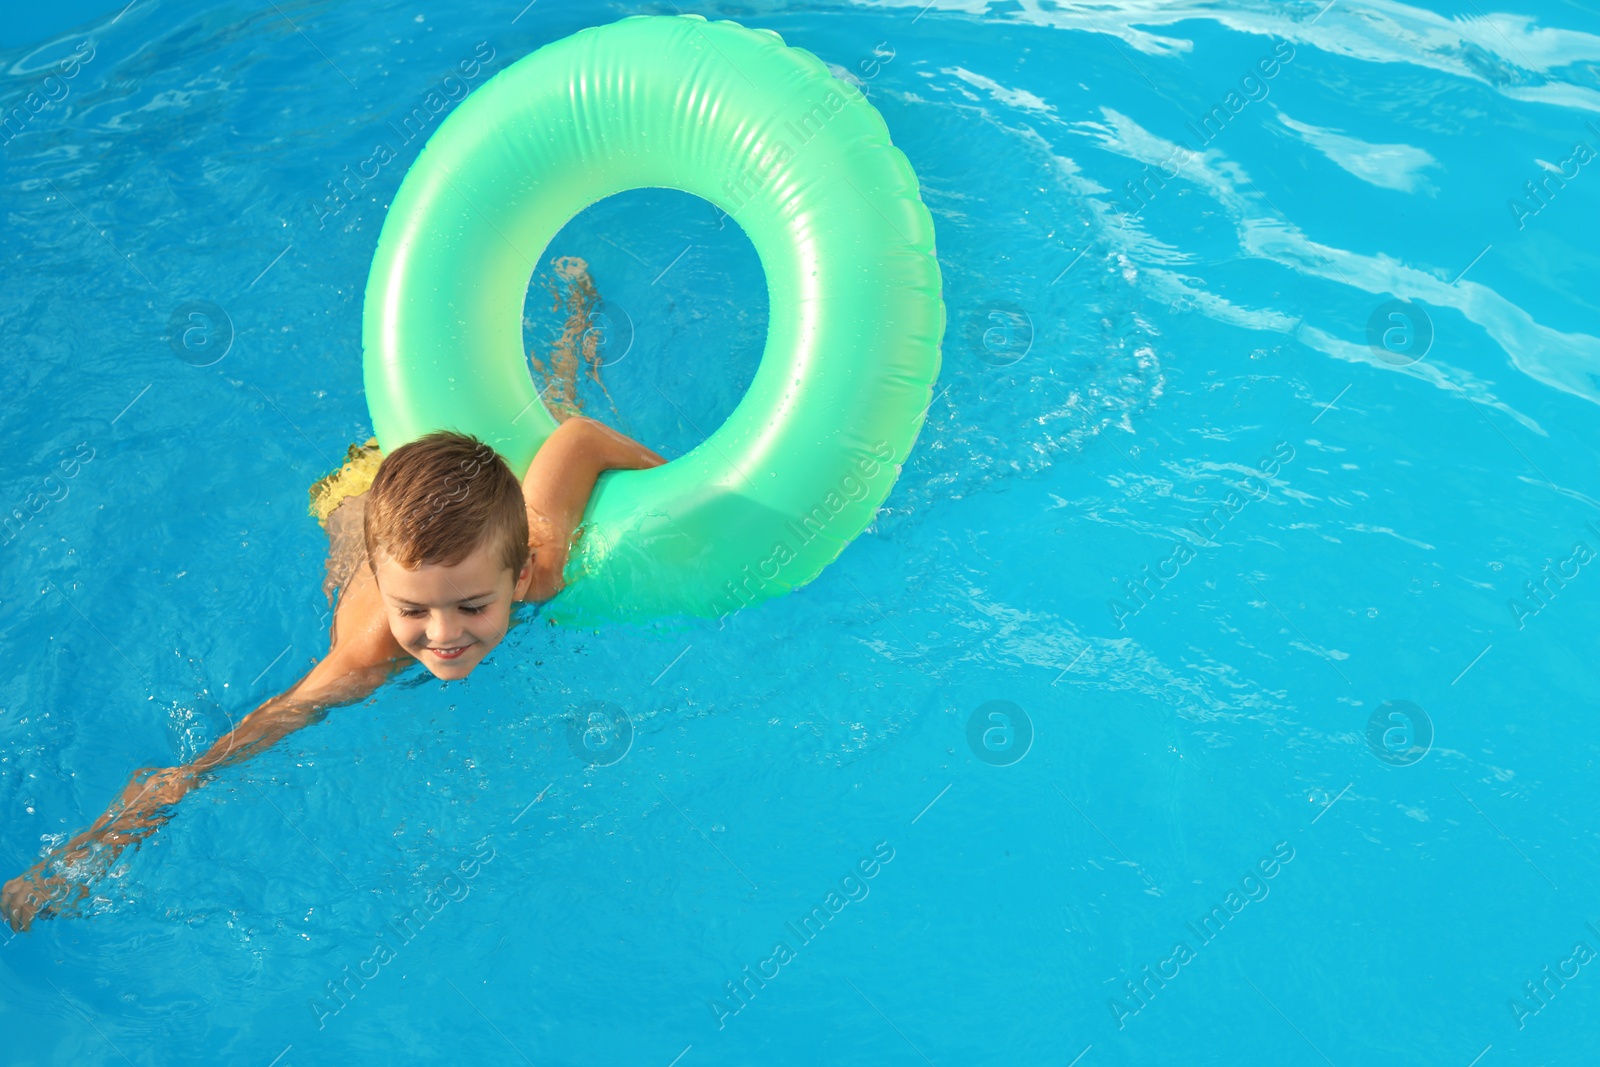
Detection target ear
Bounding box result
[513,558,533,601]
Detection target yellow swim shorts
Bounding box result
[307,437,383,529]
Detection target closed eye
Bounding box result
[399,604,488,617]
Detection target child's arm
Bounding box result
[1,562,407,931]
[521,416,666,601]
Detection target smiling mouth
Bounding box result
[430,644,471,660]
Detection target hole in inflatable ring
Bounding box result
[520,187,766,460]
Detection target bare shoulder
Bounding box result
[516,549,566,605]
[323,563,412,681]
[301,560,410,703]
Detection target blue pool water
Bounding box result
[4,0,1600,1063]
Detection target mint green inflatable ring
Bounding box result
[361,14,944,625]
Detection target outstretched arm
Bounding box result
[521,416,666,601]
[2,566,406,932]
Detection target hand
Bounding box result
[3,869,87,932]
[1,765,191,932]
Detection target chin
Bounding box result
[419,648,483,679]
[428,665,473,680]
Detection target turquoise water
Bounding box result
[3,0,1600,1063]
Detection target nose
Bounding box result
[424,614,462,646]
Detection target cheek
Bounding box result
[389,614,423,639]
[474,609,509,638]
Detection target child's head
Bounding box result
[363,430,531,679]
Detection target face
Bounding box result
[372,536,533,680]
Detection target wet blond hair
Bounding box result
[363,430,529,577]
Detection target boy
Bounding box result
[2,418,664,931]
